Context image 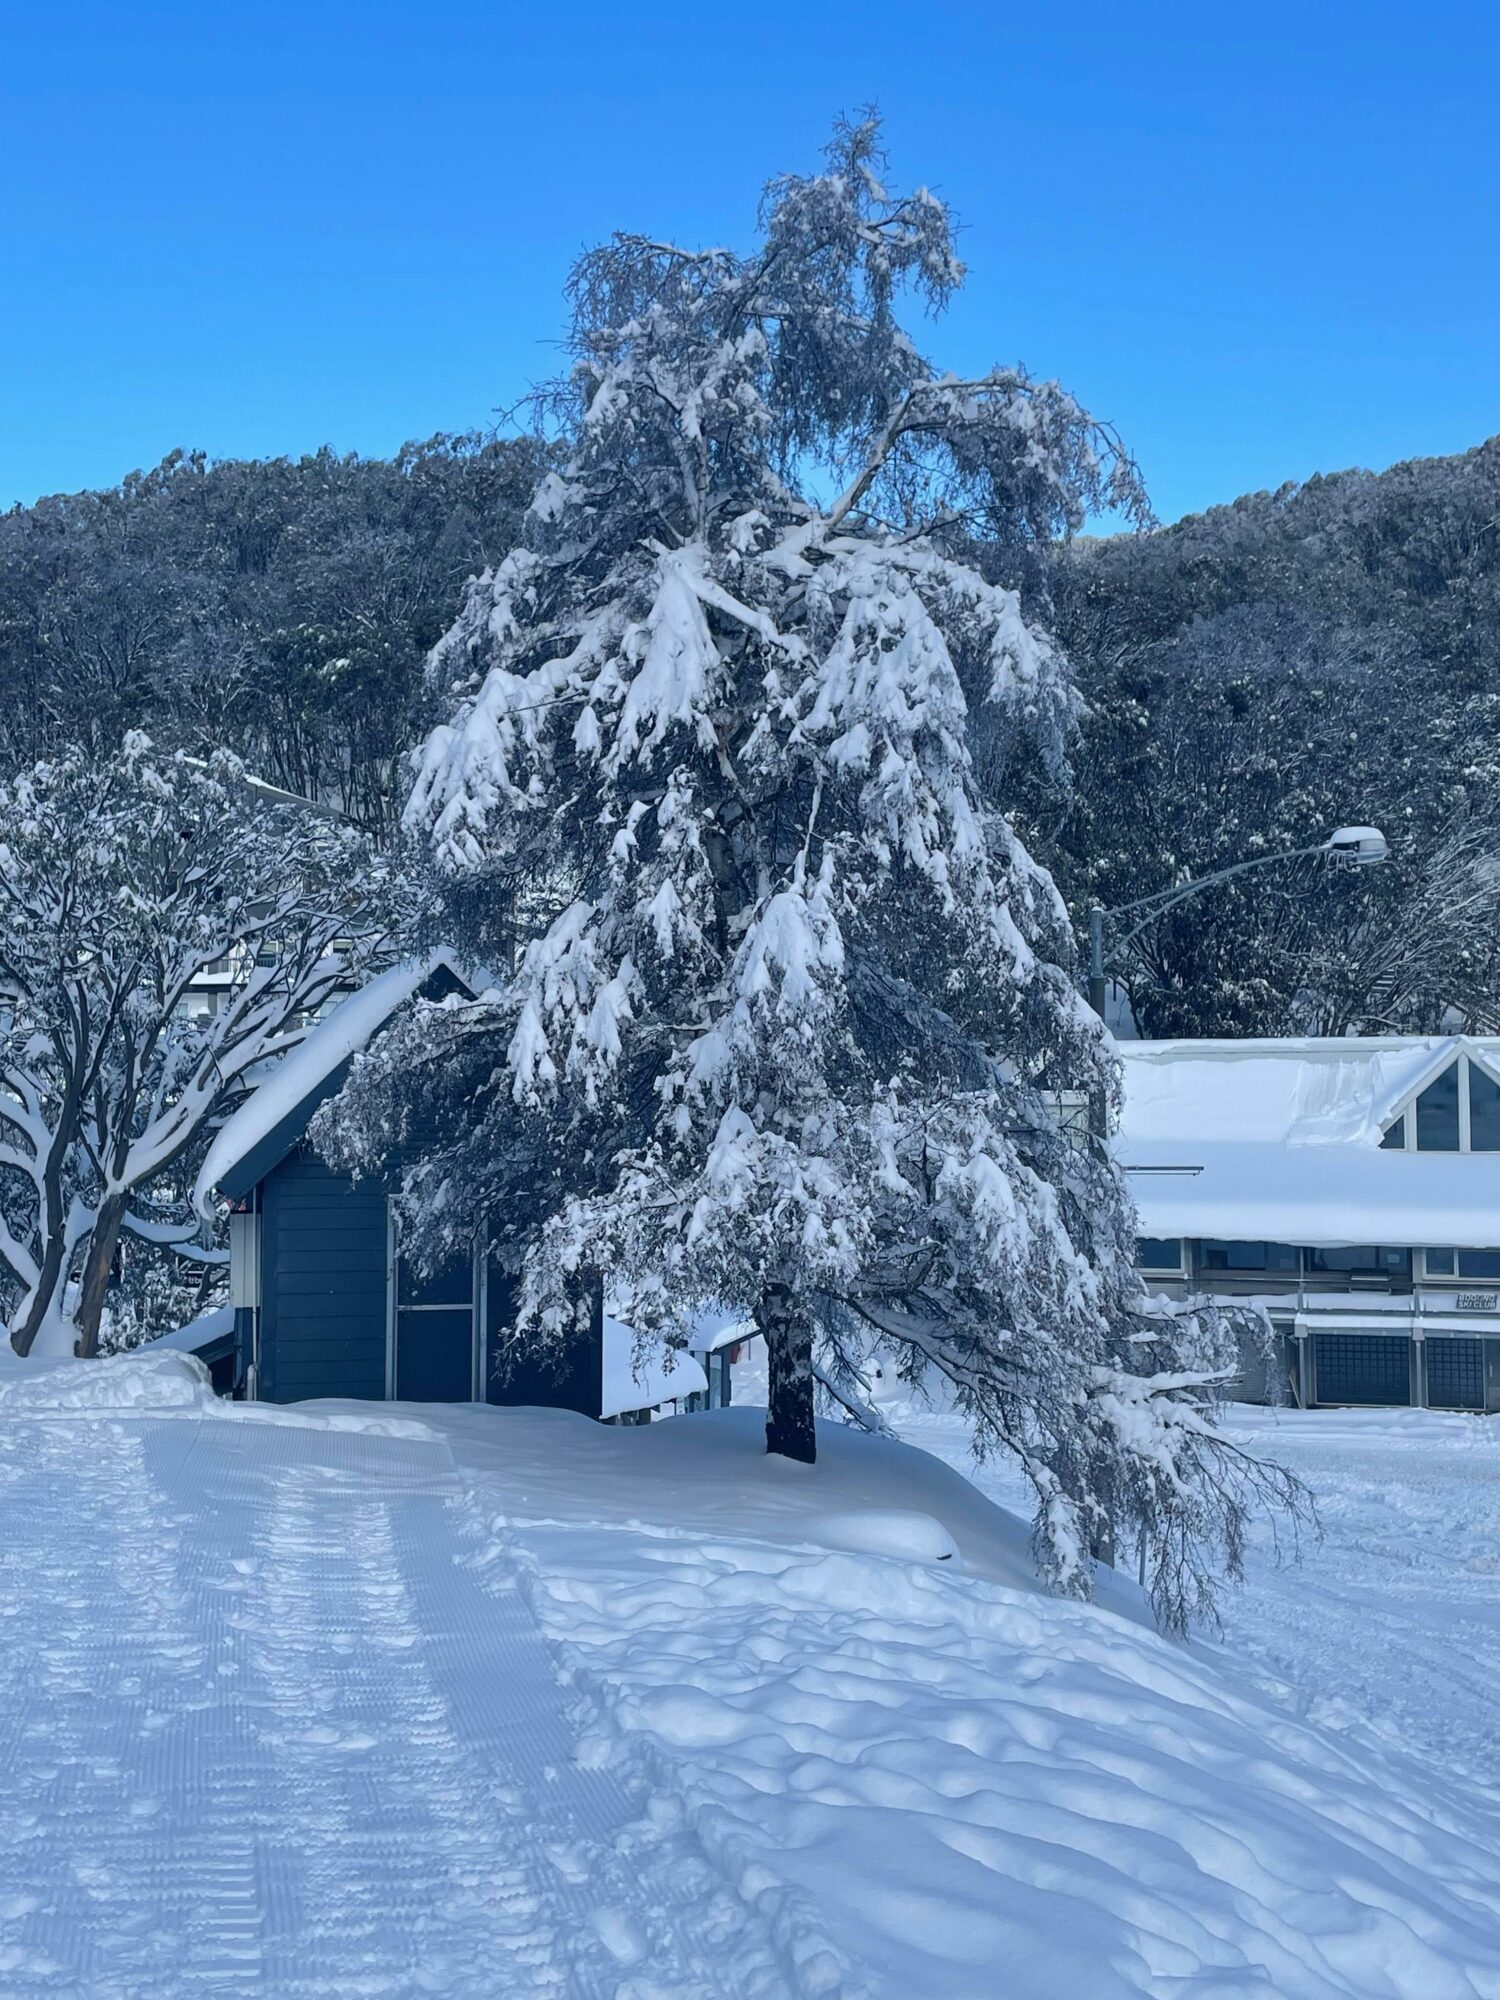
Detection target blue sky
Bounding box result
[3,1,1497,521]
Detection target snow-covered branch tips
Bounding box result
[330,116,1294,1627]
[0,735,391,1359]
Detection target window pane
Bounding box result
[1380,1115,1406,1151]
[1415,1065,1461,1151]
[1469,1065,1500,1151]
[396,1250,473,1307]
[1425,1248,1456,1276]
[1456,1250,1500,1279]
[1200,1241,1298,1272]
[1135,1237,1182,1270]
[1307,1246,1411,1276]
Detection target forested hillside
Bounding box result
[0,432,549,829]
[4,429,1498,1037]
[1042,438,1500,1037]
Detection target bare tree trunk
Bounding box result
[11,1084,85,1358]
[759,1283,816,1464]
[10,1248,66,1357]
[73,1196,126,1359]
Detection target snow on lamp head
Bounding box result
[1322,826,1389,868]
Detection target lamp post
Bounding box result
[1086,825,1389,1020]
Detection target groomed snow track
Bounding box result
[0,1413,793,1999]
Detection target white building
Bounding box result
[1117,1035,1500,1412]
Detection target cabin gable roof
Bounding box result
[197,953,475,1205]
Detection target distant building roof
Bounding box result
[601,1317,708,1418]
[1116,1035,1500,1248]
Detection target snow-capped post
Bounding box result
[0,737,390,1359]
[341,117,1306,1625]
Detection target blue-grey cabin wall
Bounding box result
[258,1146,387,1404]
[254,1140,605,1412]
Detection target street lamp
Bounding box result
[1086,825,1390,1018]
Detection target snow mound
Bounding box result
[0,1348,214,1412]
[807,1506,956,1563]
[511,1506,1500,2000]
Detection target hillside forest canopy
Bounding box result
[4,424,1499,1042]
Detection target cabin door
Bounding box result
[388,1207,479,1402]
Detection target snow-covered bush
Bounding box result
[326,118,1301,1627]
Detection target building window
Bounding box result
[1134,1237,1184,1272]
[1424,1247,1500,1280]
[1382,1056,1500,1152]
[1469,1065,1500,1151]
[1305,1245,1411,1278]
[1415,1064,1461,1151]
[1199,1241,1299,1273]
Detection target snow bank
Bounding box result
[513,1525,1500,1999]
[438,1403,1132,1609]
[0,1346,214,1412]
[417,1404,1500,1999]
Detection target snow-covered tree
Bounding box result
[0,735,389,1357]
[328,120,1300,1626]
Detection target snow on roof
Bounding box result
[601,1316,707,1418]
[195,953,468,1206]
[685,1305,755,1354]
[1117,1035,1500,1247]
[150,1305,235,1355]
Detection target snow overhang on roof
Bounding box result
[195,952,475,1208]
[1116,1035,1500,1249]
[601,1317,708,1419]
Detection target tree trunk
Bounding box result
[10,1237,69,1358]
[11,1083,86,1358]
[759,1284,816,1464]
[73,1196,127,1359]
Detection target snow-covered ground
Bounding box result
[1,1350,1499,1998]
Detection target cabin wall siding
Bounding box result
[254,1140,605,1414]
[259,1149,388,1404]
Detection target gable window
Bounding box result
[1415,1064,1461,1151]
[1382,1055,1500,1152]
[1469,1066,1500,1151]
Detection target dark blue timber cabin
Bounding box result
[201,955,606,1411]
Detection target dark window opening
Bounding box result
[1469,1064,1500,1152]
[1380,1115,1406,1151]
[1306,1245,1411,1277]
[1135,1237,1184,1271]
[1415,1064,1461,1152]
[1199,1241,1299,1273]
